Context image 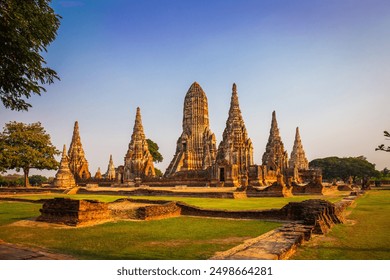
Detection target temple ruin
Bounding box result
[53,145,76,188]
[105,155,116,180]
[123,107,155,185]
[212,83,254,187]
[55,82,320,192]
[164,82,217,179]
[289,127,309,171]
[68,121,91,181]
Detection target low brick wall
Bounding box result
[36,198,111,226]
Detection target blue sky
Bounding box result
[1,0,390,176]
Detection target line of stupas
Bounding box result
[54,82,315,188]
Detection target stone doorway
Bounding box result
[219,168,225,182]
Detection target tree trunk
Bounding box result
[23,168,30,188]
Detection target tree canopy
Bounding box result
[375,131,390,152]
[309,156,379,182]
[0,121,59,187]
[0,0,61,111]
[147,139,163,163]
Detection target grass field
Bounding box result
[0,201,281,259]
[1,190,386,259]
[292,189,390,260]
[7,192,350,210]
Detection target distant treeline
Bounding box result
[0,175,52,187]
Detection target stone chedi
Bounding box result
[123,107,155,183]
[94,167,102,179]
[165,82,217,177]
[289,127,309,170]
[262,111,288,173]
[214,83,254,186]
[105,154,116,180]
[53,145,76,188]
[68,121,91,180]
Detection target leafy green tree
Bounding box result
[309,156,379,182]
[29,175,48,186]
[376,131,390,152]
[147,139,163,163]
[0,122,59,187]
[0,0,61,111]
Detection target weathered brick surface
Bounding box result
[36,198,111,226]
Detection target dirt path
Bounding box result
[0,239,75,260]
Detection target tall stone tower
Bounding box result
[68,121,91,180]
[289,127,309,170]
[214,83,254,186]
[262,111,288,173]
[53,145,76,188]
[165,82,217,176]
[123,107,155,183]
[105,154,116,180]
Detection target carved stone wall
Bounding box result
[165,82,217,177]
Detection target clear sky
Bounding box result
[1,0,389,177]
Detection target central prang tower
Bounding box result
[164,82,217,177]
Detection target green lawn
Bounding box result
[129,193,349,210]
[292,190,390,260]
[0,201,281,259]
[8,192,350,210]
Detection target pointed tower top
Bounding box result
[134,107,144,133]
[270,110,279,132]
[109,154,113,164]
[232,83,237,93]
[295,127,301,140]
[186,82,206,98]
[62,144,67,157]
[71,121,81,143]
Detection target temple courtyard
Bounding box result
[0,187,388,260]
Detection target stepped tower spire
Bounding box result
[214,83,253,186]
[289,127,309,170]
[105,154,116,180]
[165,82,217,176]
[262,111,288,173]
[53,145,76,188]
[68,121,91,180]
[123,107,155,183]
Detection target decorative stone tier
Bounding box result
[36,198,111,226]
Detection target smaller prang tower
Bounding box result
[214,83,254,186]
[262,111,288,174]
[289,127,309,170]
[68,121,91,180]
[105,154,116,180]
[123,107,155,184]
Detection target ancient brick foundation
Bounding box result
[36,198,111,226]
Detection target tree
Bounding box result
[375,131,390,152]
[309,156,379,182]
[29,174,48,186]
[0,0,61,111]
[0,122,59,187]
[147,139,163,163]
